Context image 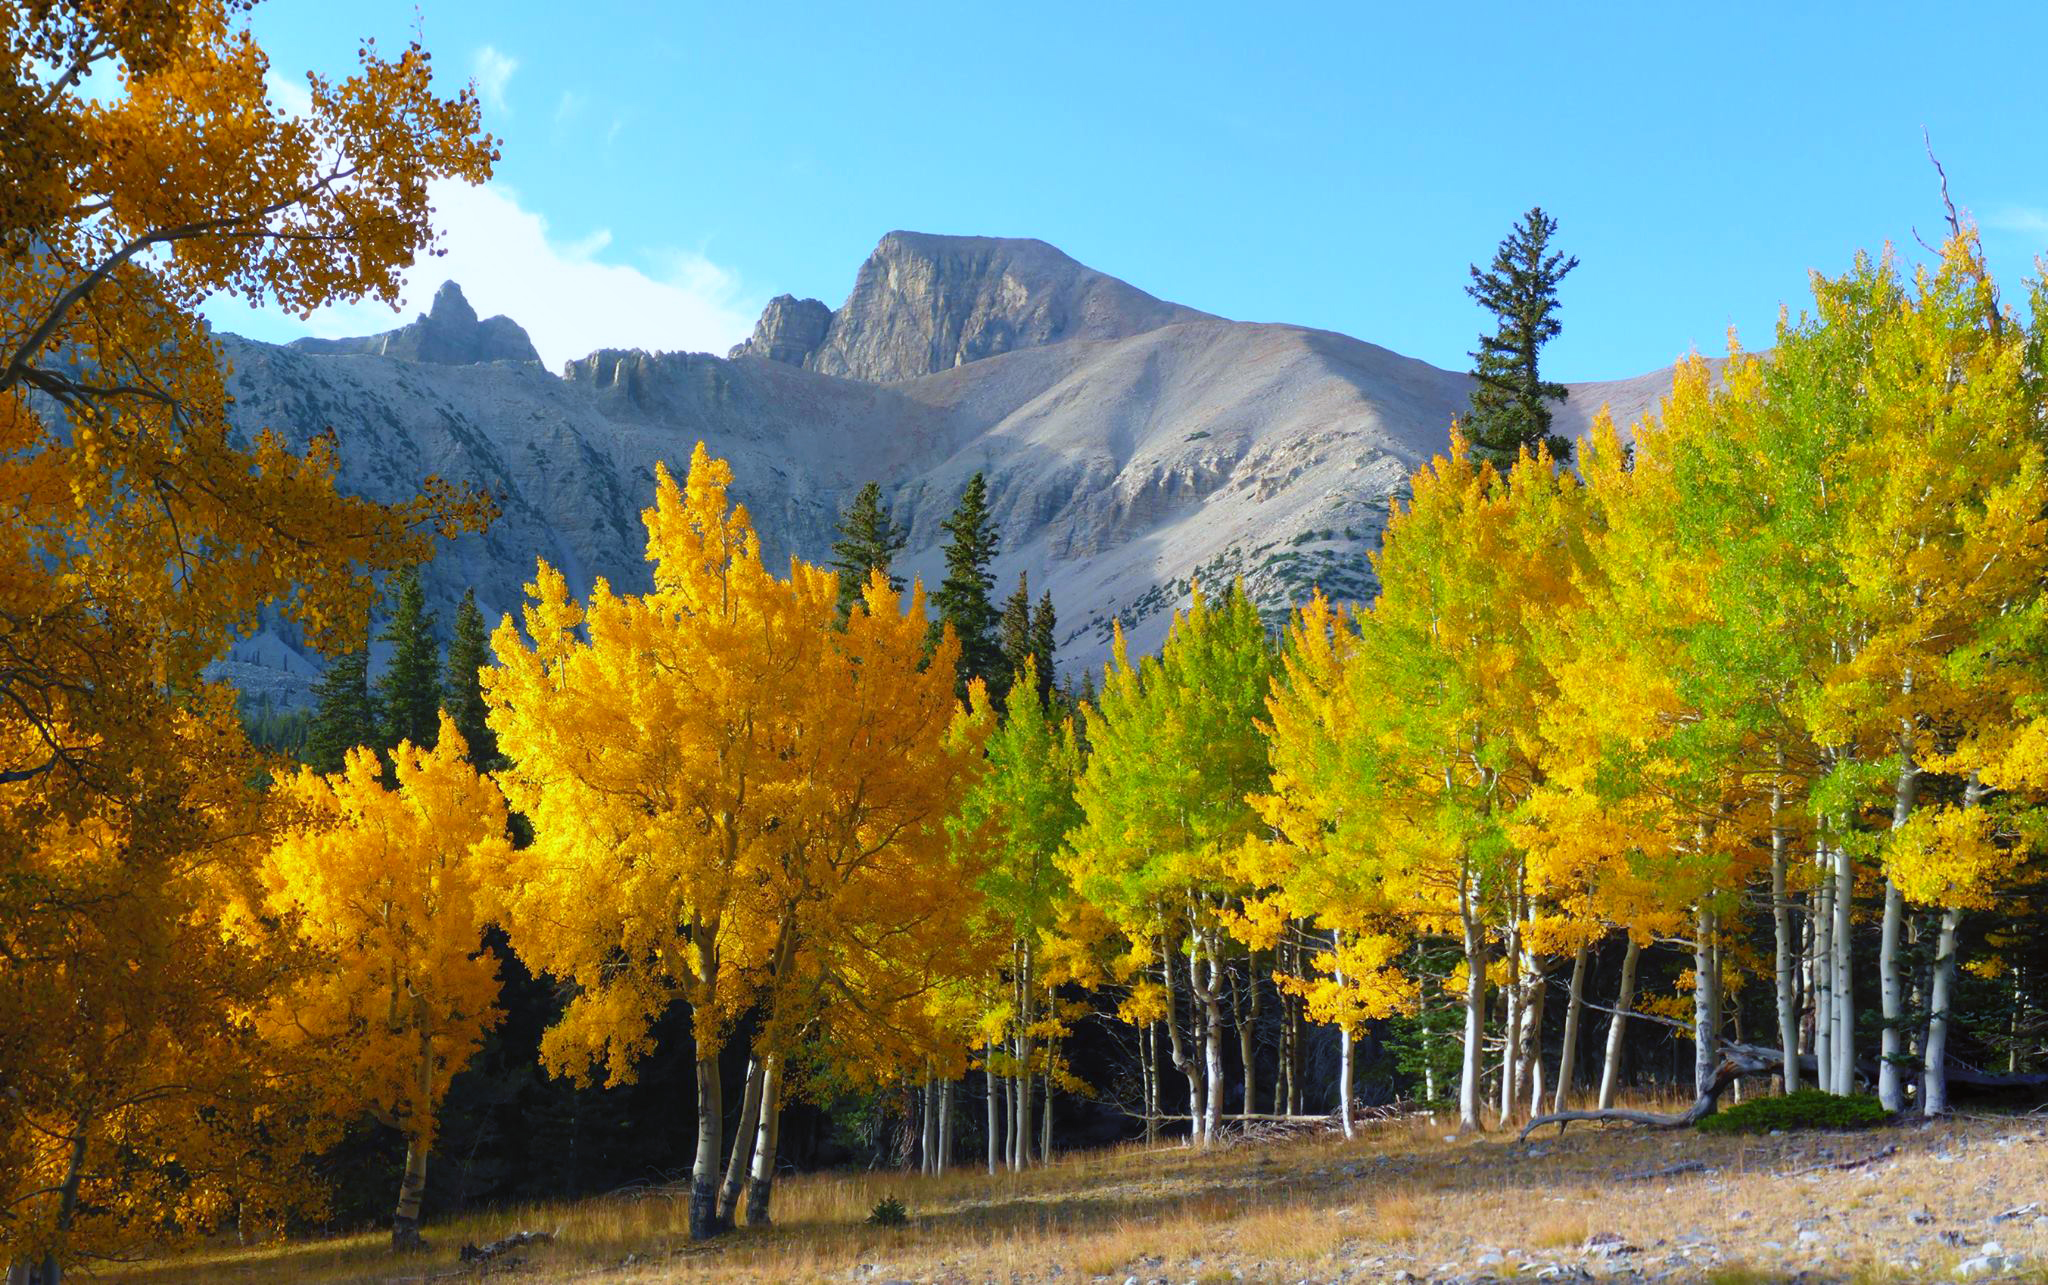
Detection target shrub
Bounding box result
[867,1195,909,1226]
[1696,1089,1893,1135]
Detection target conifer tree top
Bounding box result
[1465,207,1579,469]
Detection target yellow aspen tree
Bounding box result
[731,570,989,1222]
[485,444,800,1240]
[263,715,508,1250]
[1246,592,1417,1135]
[1801,235,2048,1112]
[1529,395,1786,1101]
[1320,437,1588,1129]
[1,7,495,1273]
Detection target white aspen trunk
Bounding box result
[1286,938,1306,1115]
[1923,906,1962,1116]
[689,1048,725,1240]
[1338,1023,1356,1138]
[984,1046,1000,1175]
[1163,952,1200,1147]
[1274,937,1295,1116]
[743,1054,783,1226]
[1200,942,1226,1144]
[392,1002,435,1250]
[1693,902,1720,1098]
[1813,838,1836,1094]
[717,1057,765,1224]
[1832,834,1855,1092]
[1040,1066,1053,1160]
[1598,936,1640,1109]
[1142,1021,1160,1145]
[20,1125,87,1283]
[1422,1017,1437,1106]
[1330,927,1355,1137]
[1922,774,1980,1115]
[1498,912,1522,1123]
[1007,1072,1022,1169]
[1458,897,1488,1132]
[1771,777,1801,1093]
[1878,880,1908,1111]
[1235,957,1261,1119]
[1013,937,1035,1167]
[1522,950,1549,1121]
[937,1078,954,1176]
[1878,723,1920,1111]
[1553,944,1589,1114]
[920,1074,938,1175]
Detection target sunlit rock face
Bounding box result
[213,234,1682,707]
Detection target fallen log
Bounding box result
[1518,1043,1785,1141]
[459,1228,556,1263]
[1785,1143,1898,1177]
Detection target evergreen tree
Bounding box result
[445,588,496,767]
[930,472,1002,694]
[829,481,908,617]
[1030,590,1057,705]
[997,571,1034,703]
[305,642,377,774]
[1464,206,1579,467]
[377,566,442,751]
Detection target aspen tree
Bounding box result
[1,3,494,1274]
[263,717,507,1249]
[1067,586,1273,1144]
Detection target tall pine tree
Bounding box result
[445,588,496,767]
[1464,207,1579,467]
[1030,590,1057,705]
[931,472,1002,695]
[828,481,908,617]
[377,566,442,751]
[997,571,1034,704]
[305,642,377,774]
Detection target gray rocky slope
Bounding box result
[214,232,1692,705]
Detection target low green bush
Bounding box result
[1696,1088,1892,1135]
[867,1195,909,1226]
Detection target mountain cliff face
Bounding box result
[214,231,1686,705]
[726,232,1211,381]
[289,281,541,366]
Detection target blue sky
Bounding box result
[205,1,2048,379]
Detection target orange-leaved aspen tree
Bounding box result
[263,715,507,1250]
[1,3,494,1277]
[732,568,990,1222]
[2,692,317,1280]
[1066,585,1273,1146]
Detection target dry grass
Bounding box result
[109,1108,2048,1283]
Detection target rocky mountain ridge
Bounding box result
[215,231,1688,706]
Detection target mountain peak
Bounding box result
[290,280,539,366]
[728,232,1210,383]
[427,279,480,328]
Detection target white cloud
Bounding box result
[265,69,313,119]
[1985,206,2048,242]
[473,45,518,115]
[204,180,760,370]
